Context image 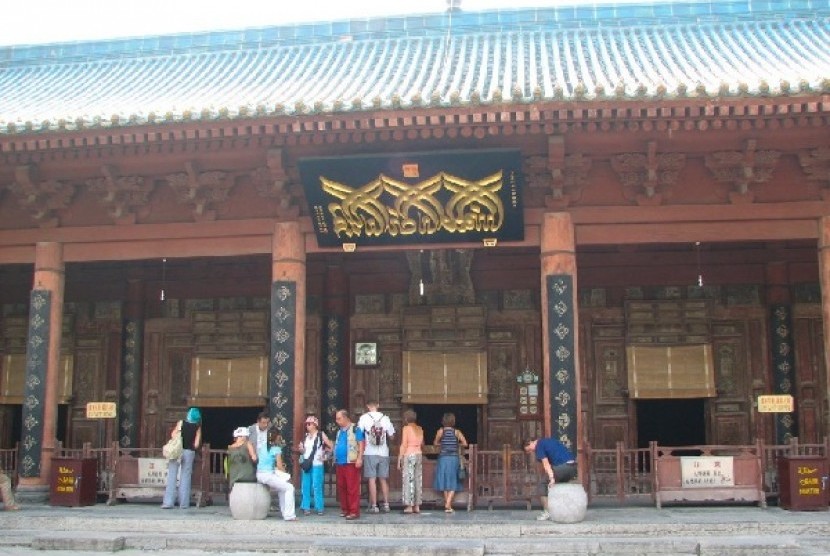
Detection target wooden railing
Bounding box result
[0,444,18,488]
[5,437,827,509]
[584,441,653,505]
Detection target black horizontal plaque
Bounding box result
[299,149,524,247]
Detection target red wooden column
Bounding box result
[818,217,830,437]
[17,242,64,499]
[270,221,306,461]
[540,212,583,457]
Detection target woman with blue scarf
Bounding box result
[162,406,202,509]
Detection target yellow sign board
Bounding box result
[757,395,794,413]
[86,402,117,419]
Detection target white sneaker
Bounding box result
[536,510,551,521]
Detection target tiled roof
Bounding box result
[0,0,828,134]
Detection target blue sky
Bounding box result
[2,0,659,46]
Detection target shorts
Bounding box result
[537,462,577,495]
[362,455,390,479]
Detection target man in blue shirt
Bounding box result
[333,409,364,519]
[523,437,576,521]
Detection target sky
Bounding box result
[1,0,654,46]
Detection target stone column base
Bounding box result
[14,484,50,505]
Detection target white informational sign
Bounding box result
[86,402,117,419]
[138,458,169,487]
[680,456,734,488]
[757,394,794,413]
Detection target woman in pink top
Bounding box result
[397,409,424,514]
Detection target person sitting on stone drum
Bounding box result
[227,426,257,488]
[523,436,576,521]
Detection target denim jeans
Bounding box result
[162,449,196,508]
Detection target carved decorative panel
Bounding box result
[713,414,749,445]
[597,421,628,449]
[713,339,743,398]
[488,420,519,450]
[594,340,625,402]
[168,349,192,406]
[73,351,101,407]
[488,345,516,403]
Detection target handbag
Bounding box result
[162,421,183,460]
[457,456,468,481]
[300,432,321,473]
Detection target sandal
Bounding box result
[403,507,413,514]
[444,507,454,513]
[5,505,20,511]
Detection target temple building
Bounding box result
[0,0,829,494]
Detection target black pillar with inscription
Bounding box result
[546,275,577,451]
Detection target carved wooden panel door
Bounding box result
[793,314,827,442]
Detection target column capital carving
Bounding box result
[523,136,590,209]
[9,164,75,227]
[166,161,233,221]
[611,141,685,206]
[797,147,830,200]
[251,161,300,219]
[85,165,153,224]
[705,139,780,204]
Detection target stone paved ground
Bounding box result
[2,501,830,555]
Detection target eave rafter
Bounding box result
[0,97,827,163]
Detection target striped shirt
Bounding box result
[438,427,459,455]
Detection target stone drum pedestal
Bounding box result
[547,483,587,523]
[229,482,270,520]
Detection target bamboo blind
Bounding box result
[402,350,488,404]
[626,344,715,399]
[191,356,267,406]
[0,353,73,404]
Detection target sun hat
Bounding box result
[233,426,250,438]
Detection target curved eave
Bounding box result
[2,12,829,136]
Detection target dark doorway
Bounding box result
[636,399,705,448]
[199,406,264,448]
[412,404,478,445]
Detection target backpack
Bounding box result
[366,415,387,447]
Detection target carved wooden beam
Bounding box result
[8,164,75,227]
[705,139,780,204]
[85,165,153,224]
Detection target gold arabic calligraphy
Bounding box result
[321,171,505,238]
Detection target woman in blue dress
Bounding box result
[432,412,468,513]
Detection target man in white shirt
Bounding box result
[357,401,395,513]
[248,411,271,455]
